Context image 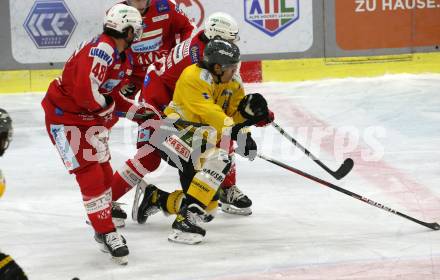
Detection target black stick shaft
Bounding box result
[271,121,352,179]
[115,111,204,127]
[258,153,439,231]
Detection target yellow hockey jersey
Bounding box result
[164,64,247,140]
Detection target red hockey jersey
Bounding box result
[139,30,207,111]
[145,30,207,91]
[42,34,134,127]
[122,0,194,87]
[159,30,206,91]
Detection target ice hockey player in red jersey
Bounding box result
[41,4,143,265]
[118,0,194,97]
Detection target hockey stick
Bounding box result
[271,121,354,180]
[257,153,440,231]
[116,111,256,132]
[115,111,205,127]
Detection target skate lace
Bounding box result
[106,232,125,250]
[227,185,245,203]
[187,204,205,225]
[143,188,160,215]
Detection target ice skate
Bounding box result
[132,181,161,224]
[219,185,252,216]
[111,201,127,228]
[94,231,129,265]
[168,203,206,245]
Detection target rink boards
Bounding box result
[2,52,440,93]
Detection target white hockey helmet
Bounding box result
[204,12,239,42]
[104,4,143,41]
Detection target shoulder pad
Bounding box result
[199,69,213,84]
[89,42,114,66]
[232,73,243,84]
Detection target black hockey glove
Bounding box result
[238,93,269,124]
[119,82,137,98]
[235,132,257,161]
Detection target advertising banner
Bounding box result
[10,0,313,64]
[178,0,313,55]
[335,0,440,50]
[10,0,117,64]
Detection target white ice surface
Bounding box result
[0,74,439,280]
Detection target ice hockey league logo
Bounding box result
[244,0,300,37]
[23,0,77,48]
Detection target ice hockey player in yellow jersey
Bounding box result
[0,108,28,279]
[0,108,12,198]
[139,38,273,244]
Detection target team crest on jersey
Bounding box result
[244,0,300,37]
[156,0,170,12]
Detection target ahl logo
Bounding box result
[244,0,299,37]
[175,0,205,28]
[23,0,77,48]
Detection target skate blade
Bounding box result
[131,183,146,222]
[98,242,109,253]
[168,230,203,245]
[98,244,128,265]
[112,255,128,266]
[220,203,252,216]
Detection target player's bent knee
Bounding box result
[187,149,232,206]
[130,149,161,177]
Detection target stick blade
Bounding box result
[333,158,354,180]
[426,222,440,230]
